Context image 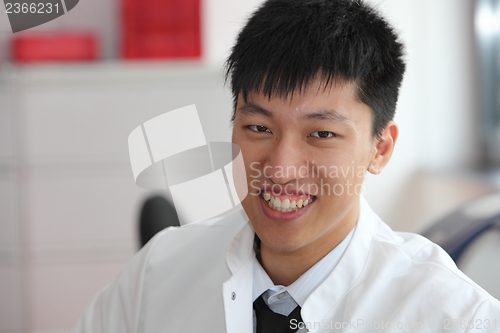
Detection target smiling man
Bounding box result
[231,79,394,287]
[72,0,500,332]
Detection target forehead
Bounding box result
[235,79,372,126]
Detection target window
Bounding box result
[476,0,500,167]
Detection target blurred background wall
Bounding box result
[0,0,499,332]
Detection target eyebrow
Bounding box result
[303,109,348,123]
[238,102,349,123]
[238,103,274,118]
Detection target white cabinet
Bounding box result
[0,63,233,333]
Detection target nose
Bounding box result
[263,135,309,185]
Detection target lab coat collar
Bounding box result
[225,221,255,276]
[301,196,377,332]
[223,221,255,333]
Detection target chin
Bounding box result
[255,223,309,252]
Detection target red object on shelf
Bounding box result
[12,33,98,63]
[122,0,201,60]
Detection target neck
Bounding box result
[258,202,358,286]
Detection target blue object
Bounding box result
[422,193,500,262]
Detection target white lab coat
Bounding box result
[71,198,500,333]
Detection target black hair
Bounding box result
[224,0,406,137]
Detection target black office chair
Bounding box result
[139,195,181,248]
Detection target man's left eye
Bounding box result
[309,131,336,138]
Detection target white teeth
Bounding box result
[261,191,314,212]
[282,199,290,209]
[273,197,281,208]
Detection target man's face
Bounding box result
[232,79,378,256]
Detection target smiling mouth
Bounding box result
[259,190,317,213]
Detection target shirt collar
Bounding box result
[226,196,379,333]
[252,225,356,307]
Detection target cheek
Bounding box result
[311,158,367,198]
[236,140,267,173]
[242,151,261,178]
[238,147,266,194]
[232,135,253,168]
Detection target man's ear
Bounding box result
[368,121,398,174]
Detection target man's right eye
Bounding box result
[247,125,271,133]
